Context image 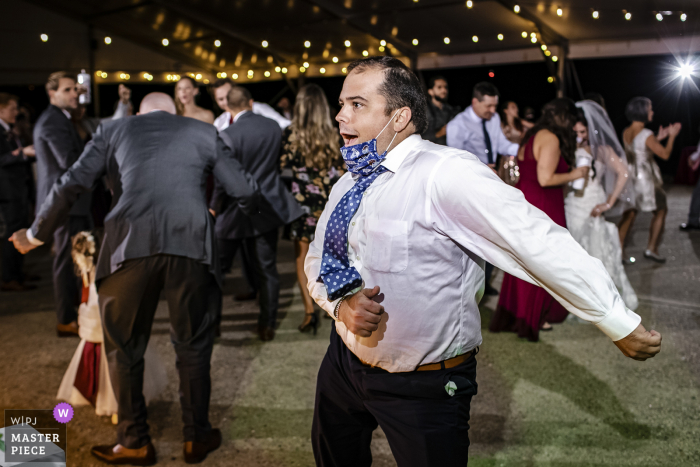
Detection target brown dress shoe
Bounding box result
[257,324,275,342]
[1,280,37,292]
[91,443,156,465]
[56,321,80,338]
[183,428,222,464]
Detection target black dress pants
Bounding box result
[0,199,28,283]
[53,215,91,324]
[312,323,478,467]
[688,176,700,226]
[218,228,280,328]
[98,254,221,449]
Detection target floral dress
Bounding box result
[280,128,346,241]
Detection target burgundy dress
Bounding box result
[489,134,570,341]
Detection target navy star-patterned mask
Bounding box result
[339,109,400,176]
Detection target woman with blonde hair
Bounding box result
[280,84,345,333]
[174,76,214,123]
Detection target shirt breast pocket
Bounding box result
[364,219,408,273]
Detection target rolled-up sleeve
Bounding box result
[430,154,640,341]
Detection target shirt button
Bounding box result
[356,256,360,260]
[351,222,355,226]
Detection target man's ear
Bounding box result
[393,107,413,133]
[248,99,254,109]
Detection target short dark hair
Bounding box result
[347,56,428,134]
[0,93,19,108]
[583,92,606,110]
[473,82,499,101]
[227,86,253,110]
[45,71,76,94]
[625,96,651,123]
[428,75,447,90]
[212,78,234,89]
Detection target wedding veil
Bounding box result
[575,100,636,217]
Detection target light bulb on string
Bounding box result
[472,36,478,43]
[514,5,520,14]
[40,34,48,42]
[380,40,387,46]
[681,13,687,22]
[656,13,663,21]
[214,40,221,47]
[261,40,268,48]
[521,31,527,38]
[466,1,473,8]
[412,39,419,46]
[625,12,631,20]
[556,8,563,17]
[497,34,504,41]
[332,56,339,63]
[344,40,351,47]
[303,62,310,68]
[592,11,599,19]
[104,37,112,45]
[162,38,169,46]
[320,68,326,74]
[444,37,450,44]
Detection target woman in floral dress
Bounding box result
[280,84,345,333]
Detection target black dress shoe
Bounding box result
[91,443,156,465]
[257,324,276,342]
[183,428,222,464]
[680,222,700,231]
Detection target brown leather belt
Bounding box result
[416,349,475,372]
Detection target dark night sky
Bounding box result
[3,53,698,175]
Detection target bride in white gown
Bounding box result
[565,101,638,310]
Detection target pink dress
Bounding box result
[489,135,570,341]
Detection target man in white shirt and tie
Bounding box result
[446,82,517,296]
[305,56,661,466]
[210,78,291,132]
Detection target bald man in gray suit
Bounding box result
[12,93,259,465]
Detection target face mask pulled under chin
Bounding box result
[340,109,400,176]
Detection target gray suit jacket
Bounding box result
[211,111,303,239]
[0,126,33,202]
[33,105,92,216]
[31,112,259,287]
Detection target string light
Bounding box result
[264,71,271,77]
[362,50,369,56]
[521,31,527,38]
[40,34,48,42]
[544,50,551,56]
[119,73,130,80]
[281,67,288,74]
[466,1,473,8]
[203,78,209,84]
[195,73,202,80]
[656,13,663,21]
[531,36,537,43]
[162,38,169,46]
[380,40,387,46]
[262,40,268,48]
[531,32,537,37]
[552,55,558,62]
[514,5,520,14]
[275,66,281,72]
[299,66,306,72]
[232,73,239,79]
[143,72,153,81]
[303,61,310,68]
[412,39,419,46]
[547,76,554,83]
[344,40,351,47]
[304,40,311,48]
[101,72,108,78]
[556,7,563,17]
[342,67,348,73]
[332,56,339,63]
[214,40,221,47]
[625,12,632,20]
[681,13,687,22]
[541,44,547,51]
[472,36,478,43]
[379,46,385,52]
[104,37,112,45]
[444,37,451,44]
[497,34,504,41]
[320,68,326,74]
[592,11,599,19]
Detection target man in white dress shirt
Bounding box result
[211,78,290,132]
[305,56,661,466]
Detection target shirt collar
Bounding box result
[233,109,249,123]
[381,134,422,173]
[61,108,72,120]
[466,106,482,123]
[0,118,9,132]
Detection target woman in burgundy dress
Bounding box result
[489,98,589,341]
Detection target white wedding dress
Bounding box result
[565,149,639,310]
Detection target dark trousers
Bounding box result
[485,262,494,288]
[218,237,258,295]
[0,200,28,283]
[98,254,221,448]
[688,177,700,226]
[218,228,279,328]
[53,215,91,324]
[312,324,478,467]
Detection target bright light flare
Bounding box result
[677,62,694,79]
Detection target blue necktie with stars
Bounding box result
[318,166,388,301]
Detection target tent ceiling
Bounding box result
[17,0,700,83]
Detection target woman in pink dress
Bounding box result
[489,98,589,341]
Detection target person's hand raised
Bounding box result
[338,286,385,338]
[656,125,669,141]
[668,122,682,137]
[118,84,131,104]
[613,323,661,361]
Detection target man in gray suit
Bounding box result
[33,71,93,336]
[211,86,303,341]
[11,93,259,465]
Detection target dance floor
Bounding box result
[1,185,699,466]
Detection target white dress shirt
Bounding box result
[0,117,10,132]
[305,135,640,373]
[690,138,700,163]
[213,102,291,132]
[446,106,518,164]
